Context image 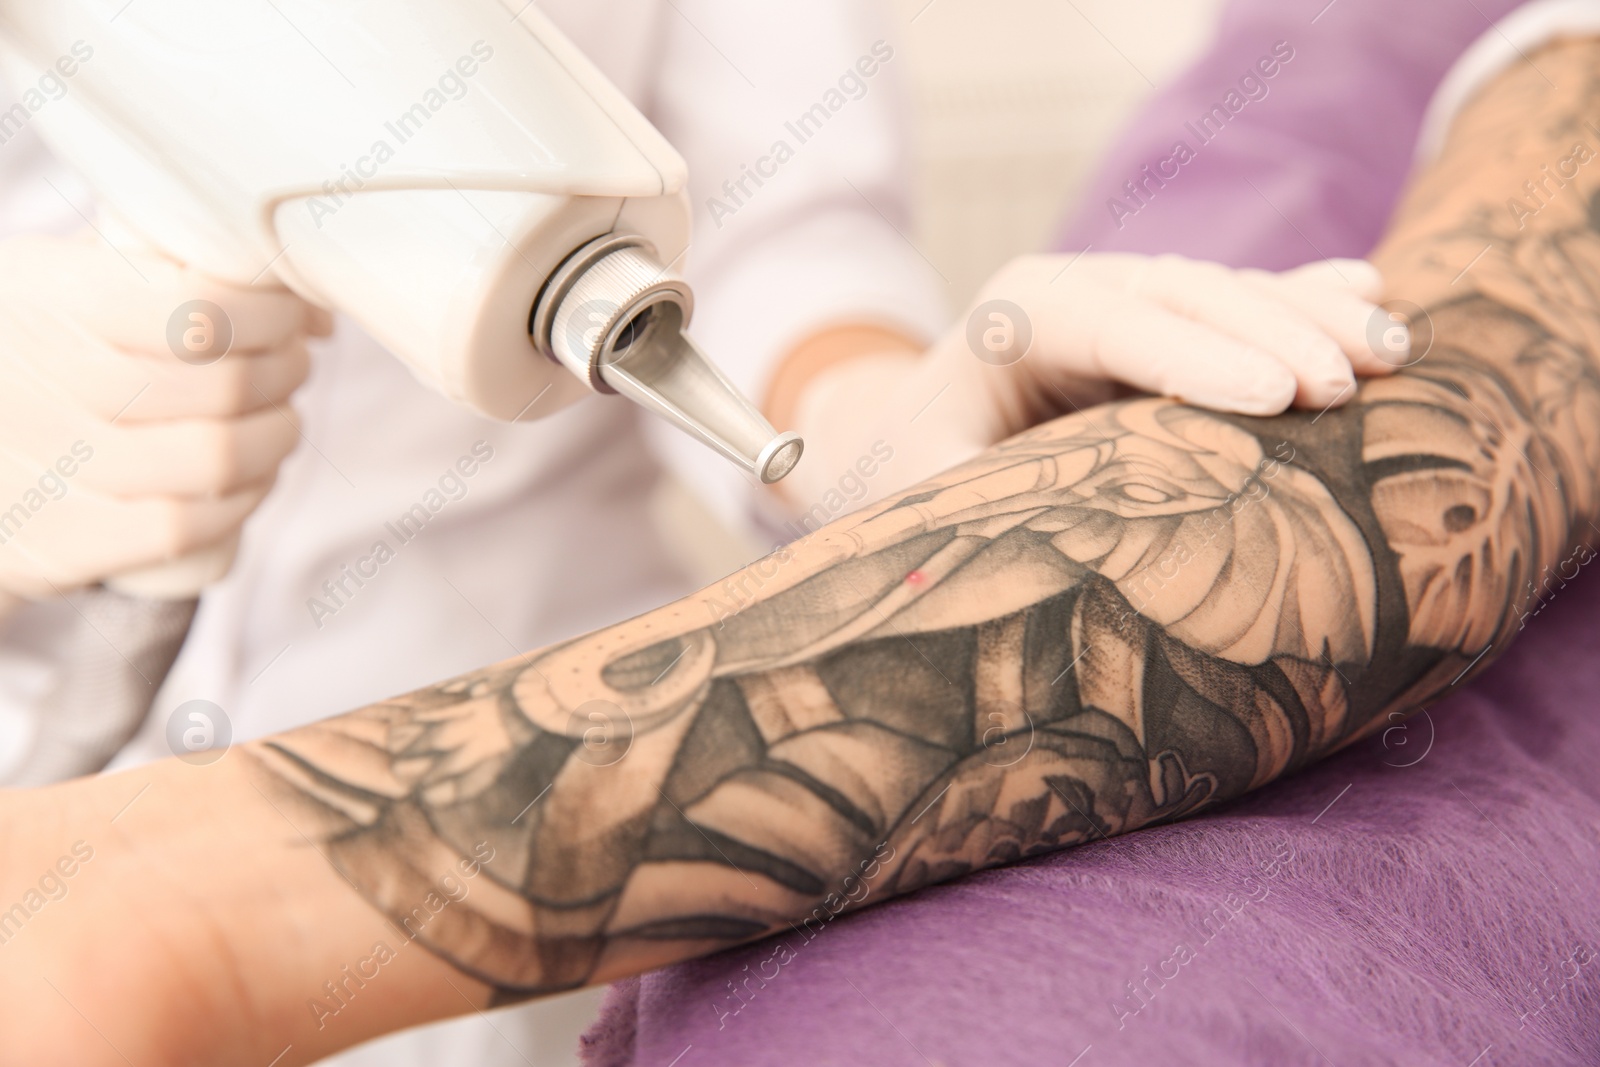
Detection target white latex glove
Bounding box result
[789,253,1408,509]
[0,231,322,609]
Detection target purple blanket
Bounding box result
[583,1,1600,1063]
[1054,0,1524,269]
[586,568,1600,1064]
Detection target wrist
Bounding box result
[0,749,469,1066]
[764,323,922,431]
[187,746,475,1061]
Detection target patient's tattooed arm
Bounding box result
[246,40,1600,1000]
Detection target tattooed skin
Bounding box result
[248,42,1600,1001]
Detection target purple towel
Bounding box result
[583,2,1600,1063]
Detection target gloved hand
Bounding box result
[0,231,324,609]
[787,253,1407,508]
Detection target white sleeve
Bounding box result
[640,0,946,532]
[0,602,78,781]
[0,74,104,781]
[1417,0,1600,162]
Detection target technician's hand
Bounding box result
[953,253,1403,416]
[0,231,326,606]
[787,253,1407,507]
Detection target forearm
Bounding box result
[1362,36,1600,633]
[245,42,1600,1012]
[242,400,1390,1011]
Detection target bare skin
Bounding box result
[3,37,1600,1067]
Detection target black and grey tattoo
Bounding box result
[246,46,1600,1003]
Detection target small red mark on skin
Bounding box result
[905,571,926,585]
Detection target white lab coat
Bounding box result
[0,2,943,1064]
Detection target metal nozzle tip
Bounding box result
[758,433,804,484]
[537,235,802,484]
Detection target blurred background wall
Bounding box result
[895,0,1225,303]
[653,0,1229,586]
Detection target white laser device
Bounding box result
[0,0,802,592]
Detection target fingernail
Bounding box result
[1188,374,1293,416]
[1251,369,1300,414]
[1327,370,1357,391]
[1314,373,1357,407]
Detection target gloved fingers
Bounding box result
[1281,257,1384,300]
[0,231,319,354]
[129,337,312,419]
[84,339,312,422]
[1024,251,1401,383]
[72,406,303,497]
[1244,267,1409,374]
[1120,255,1358,409]
[306,305,337,338]
[0,310,307,496]
[152,276,314,356]
[1076,290,1298,416]
[0,479,274,598]
[116,481,276,571]
[10,307,313,421]
[958,252,1372,423]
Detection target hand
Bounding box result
[787,253,1406,507]
[0,231,325,605]
[957,253,1403,418]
